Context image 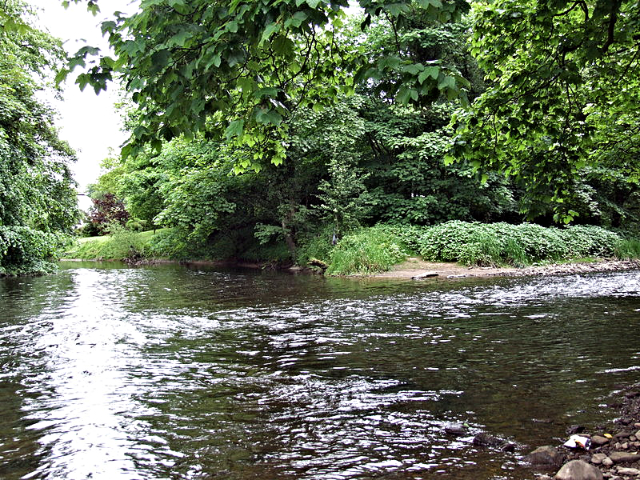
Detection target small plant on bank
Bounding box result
[615,238,640,260]
[326,226,411,275]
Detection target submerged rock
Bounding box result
[444,425,466,436]
[554,460,603,480]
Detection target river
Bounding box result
[1,262,639,479]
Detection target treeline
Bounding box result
[83,12,640,267]
[3,0,640,275]
[0,1,79,276]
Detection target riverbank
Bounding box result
[521,383,640,480]
[370,258,640,280]
[60,254,640,281]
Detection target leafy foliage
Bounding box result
[415,221,624,267]
[61,0,471,166]
[0,0,79,275]
[450,0,640,220]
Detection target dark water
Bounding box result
[1,263,639,479]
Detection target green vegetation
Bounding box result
[0,0,79,276]
[326,226,411,275]
[4,1,640,276]
[64,221,640,277]
[64,228,161,261]
[412,221,624,267]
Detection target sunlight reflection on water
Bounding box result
[0,265,639,479]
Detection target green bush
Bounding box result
[0,226,67,276]
[615,238,640,260]
[326,226,411,275]
[415,221,626,266]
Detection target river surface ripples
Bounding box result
[1,262,639,479]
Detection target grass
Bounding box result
[326,226,411,275]
[64,229,168,261]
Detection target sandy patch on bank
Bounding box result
[370,258,640,280]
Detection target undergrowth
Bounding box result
[413,221,633,267]
[326,226,411,275]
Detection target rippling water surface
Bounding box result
[1,262,639,479]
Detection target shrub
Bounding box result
[326,226,410,275]
[0,226,65,276]
[615,238,640,260]
[415,221,626,266]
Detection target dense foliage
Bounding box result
[412,221,623,267]
[72,2,638,271]
[62,0,470,166]
[0,0,79,275]
[450,0,640,220]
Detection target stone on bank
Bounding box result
[554,460,603,480]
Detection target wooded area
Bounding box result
[2,0,639,274]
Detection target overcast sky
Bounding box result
[29,0,137,209]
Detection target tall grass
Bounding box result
[615,238,640,260]
[326,226,411,275]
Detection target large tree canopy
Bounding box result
[0,0,79,275]
[64,0,640,221]
[61,0,469,166]
[450,0,640,220]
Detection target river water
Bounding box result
[1,262,639,479]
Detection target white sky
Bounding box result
[29,0,136,210]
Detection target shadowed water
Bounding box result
[1,263,639,479]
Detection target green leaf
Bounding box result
[261,22,281,43]
[253,87,278,99]
[395,86,411,104]
[418,66,439,83]
[255,108,283,125]
[225,119,244,139]
[226,20,239,33]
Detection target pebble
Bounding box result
[592,453,608,465]
[616,467,640,476]
[592,435,611,446]
[603,457,614,467]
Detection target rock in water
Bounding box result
[524,446,565,467]
[444,425,466,436]
[412,271,438,280]
[554,460,603,480]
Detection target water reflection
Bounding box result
[0,265,639,479]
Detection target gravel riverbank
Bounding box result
[371,259,640,280]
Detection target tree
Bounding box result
[450,0,640,221]
[88,193,130,234]
[60,0,470,167]
[0,0,79,275]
